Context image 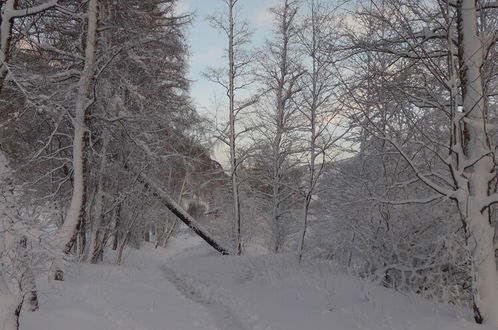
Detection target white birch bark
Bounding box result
[347,1,498,323]
[53,0,99,275]
[455,0,498,325]
[227,0,242,255]
[207,0,251,254]
[298,0,318,260]
[0,0,15,89]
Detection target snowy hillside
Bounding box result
[21,235,496,330]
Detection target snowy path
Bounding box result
[161,264,250,330]
[21,237,222,330]
[20,234,498,330]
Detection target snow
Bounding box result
[21,233,497,330]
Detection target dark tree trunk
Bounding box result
[136,171,232,255]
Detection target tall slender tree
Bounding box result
[52,0,99,279]
[296,0,347,260]
[252,0,304,252]
[205,0,255,254]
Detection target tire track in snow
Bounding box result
[161,264,251,330]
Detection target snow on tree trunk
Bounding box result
[227,0,242,255]
[206,0,253,255]
[456,0,498,325]
[269,0,298,254]
[298,0,319,260]
[136,171,233,255]
[0,0,15,91]
[53,0,98,278]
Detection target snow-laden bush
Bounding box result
[312,155,472,307]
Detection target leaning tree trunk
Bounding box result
[53,0,99,279]
[456,0,498,325]
[136,171,232,255]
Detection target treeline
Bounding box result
[2,0,498,328]
[203,0,498,327]
[0,1,218,328]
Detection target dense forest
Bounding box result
[1,0,498,329]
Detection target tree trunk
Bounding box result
[116,231,130,265]
[17,238,38,312]
[0,0,16,91]
[227,0,242,255]
[111,202,121,250]
[88,132,109,264]
[297,2,319,260]
[136,171,232,255]
[61,0,98,252]
[456,0,498,325]
[52,0,98,279]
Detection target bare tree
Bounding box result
[342,0,498,325]
[205,0,255,254]
[295,0,348,260]
[250,0,305,253]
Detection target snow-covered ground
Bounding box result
[21,233,497,330]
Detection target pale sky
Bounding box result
[178,0,277,117]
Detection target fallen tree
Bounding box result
[136,171,233,255]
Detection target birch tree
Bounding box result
[52,0,99,279]
[295,0,348,260]
[343,0,498,324]
[205,0,255,254]
[251,0,305,253]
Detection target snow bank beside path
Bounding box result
[20,232,498,330]
[166,248,497,330]
[21,234,216,330]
